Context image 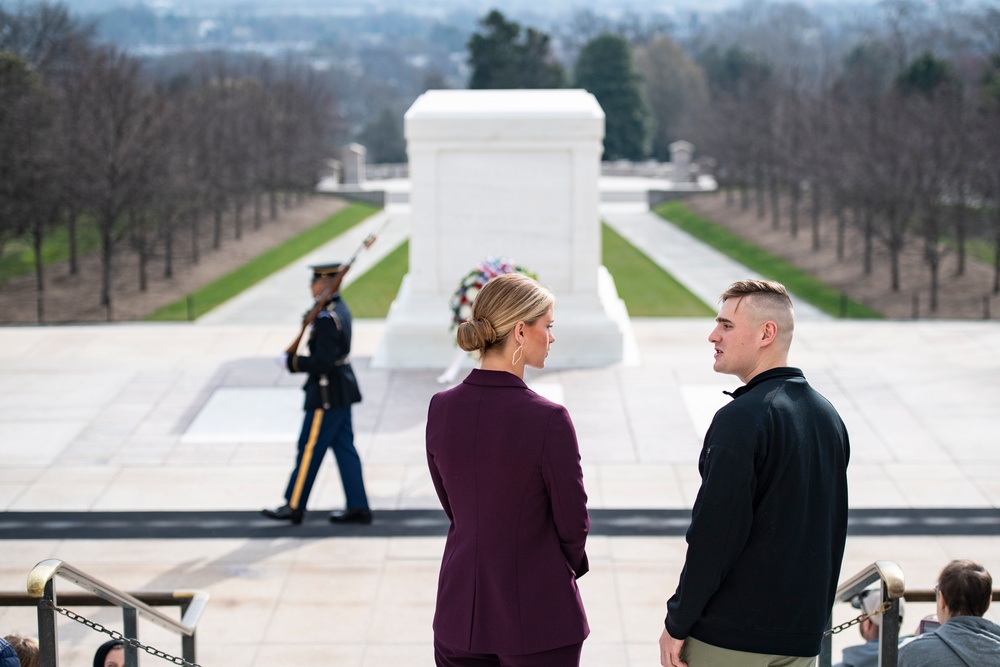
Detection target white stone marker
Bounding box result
[373,89,626,368]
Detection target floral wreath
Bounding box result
[449,256,536,329]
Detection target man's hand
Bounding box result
[659,627,687,667]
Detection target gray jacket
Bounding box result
[834,639,879,667]
[898,616,1000,667]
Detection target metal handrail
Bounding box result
[24,559,209,667]
[820,560,905,667]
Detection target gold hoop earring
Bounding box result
[511,345,523,366]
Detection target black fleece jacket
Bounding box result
[666,367,850,657]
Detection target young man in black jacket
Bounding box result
[660,279,850,667]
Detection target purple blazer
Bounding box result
[426,368,590,655]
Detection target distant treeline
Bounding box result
[3,1,1000,320]
[463,4,1000,312]
[677,4,1000,311]
[0,2,335,320]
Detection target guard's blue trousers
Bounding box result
[283,407,369,512]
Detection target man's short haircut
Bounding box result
[938,559,993,617]
[719,279,795,335]
[719,279,792,306]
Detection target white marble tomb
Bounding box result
[373,89,627,368]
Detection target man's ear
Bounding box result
[759,321,778,346]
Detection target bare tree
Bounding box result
[72,46,160,318]
[635,35,709,162]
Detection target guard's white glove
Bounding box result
[275,353,289,370]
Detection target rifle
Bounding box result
[284,217,389,356]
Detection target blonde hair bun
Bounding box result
[454,273,554,355]
[456,318,497,352]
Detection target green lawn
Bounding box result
[334,224,714,318]
[602,223,715,317]
[146,198,875,322]
[341,241,408,317]
[146,202,380,320]
[654,200,883,319]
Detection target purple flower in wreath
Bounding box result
[449,257,537,329]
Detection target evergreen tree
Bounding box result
[897,51,957,98]
[357,107,406,164]
[467,10,564,89]
[574,33,649,160]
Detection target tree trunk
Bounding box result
[254,191,263,229]
[213,205,223,250]
[67,206,79,276]
[928,252,940,312]
[100,214,114,321]
[835,201,847,262]
[190,210,200,265]
[890,248,901,292]
[769,173,781,230]
[755,166,766,220]
[33,220,45,323]
[163,221,173,279]
[859,207,874,275]
[138,231,148,293]
[269,190,278,220]
[954,205,967,277]
[811,185,822,252]
[234,198,244,241]
[924,214,943,313]
[994,235,1000,294]
[789,181,800,240]
[131,212,148,292]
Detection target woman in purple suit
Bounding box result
[426,272,591,667]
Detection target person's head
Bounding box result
[936,559,993,623]
[310,262,343,300]
[93,639,124,667]
[708,279,794,383]
[853,588,904,642]
[456,272,555,374]
[3,634,38,667]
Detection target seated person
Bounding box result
[93,639,124,667]
[835,587,905,667]
[898,559,1000,667]
[0,637,20,667]
[3,634,38,667]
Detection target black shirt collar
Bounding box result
[727,367,804,399]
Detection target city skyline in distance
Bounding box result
[42,0,892,18]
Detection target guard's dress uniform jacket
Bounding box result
[282,294,368,513]
[426,369,590,657]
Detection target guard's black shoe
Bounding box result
[328,509,373,525]
[261,504,304,525]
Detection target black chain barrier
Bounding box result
[47,602,203,667]
[823,599,892,637]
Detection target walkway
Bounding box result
[1,199,998,666]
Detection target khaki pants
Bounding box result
[682,636,817,667]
